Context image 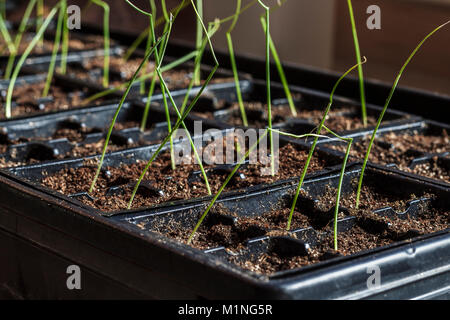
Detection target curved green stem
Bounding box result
[355,20,450,209]
[188,129,268,244]
[5,5,60,118]
[286,58,366,231]
[193,0,203,85]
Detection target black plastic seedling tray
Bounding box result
[0,28,449,300]
[1,161,449,299]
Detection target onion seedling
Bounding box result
[260,1,296,117]
[4,3,61,118]
[42,0,66,98]
[37,0,44,48]
[89,31,167,194]
[355,20,450,209]
[286,58,367,231]
[226,0,248,126]
[2,0,37,80]
[346,0,367,127]
[127,0,219,209]
[123,0,190,62]
[90,0,110,88]
[257,0,275,176]
[192,0,203,86]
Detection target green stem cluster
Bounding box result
[355,21,450,209]
[126,0,219,209]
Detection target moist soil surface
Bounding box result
[0,81,103,119]
[325,130,449,183]
[62,56,233,89]
[41,143,328,211]
[151,183,448,275]
[0,120,155,168]
[194,102,379,132]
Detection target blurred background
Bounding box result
[7,0,450,96]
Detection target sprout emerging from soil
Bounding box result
[355,20,450,209]
[287,58,367,231]
[4,3,61,118]
[346,0,367,127]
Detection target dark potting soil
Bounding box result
[147,178,448,275]
[0,33,105,56]
[62,56,234,89]
[40,143,327,211]
[0,81,99,119]
[325,131,449,182]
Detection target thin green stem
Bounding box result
[193,0,203,85]
[123,1,190,62]
[81,50,198,105]
[226,0,247,126]
[37,0,44,47]
[347,0,367,127]
[286,58,366,231]
[60,0,69,74]
[127,0,219,208]
[257,1,274,176]
[91,0,110,87]
[89,34,166,193]
[188,129,269,244]
[4,0,37,80]
[0,13,16,56]
[260,16,296,116]
[355,20,450,209]
[42,1,65,98]
[5,4,60,119]
[334,137,353,251]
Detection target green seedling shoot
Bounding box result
[37,0,44,47]
[260,1,296,117]
[60,0,69,74]
[127,0,219,209]
[90,0,110,88]
[42,0,66,98]
[123,0,190,62]
[286,58,367,231]
[355,20,450,209]
[192,0,203,86]
[4,4,61,118]
[89,32,167,194]
[3,0,37,80]
[227,0,248,126]
[257,0,275,176]
[347,0,367,127]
